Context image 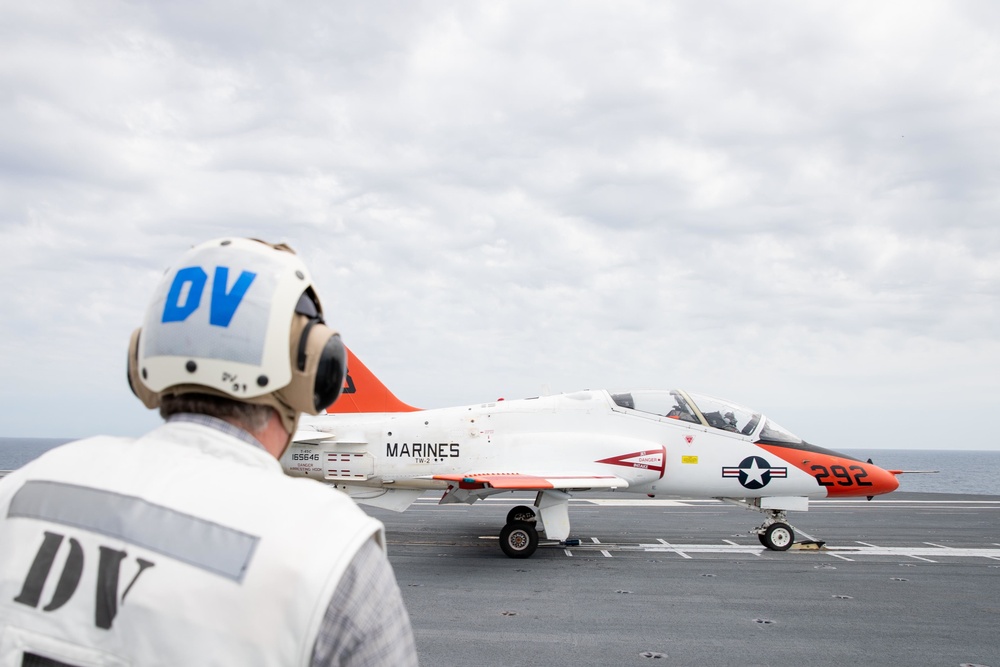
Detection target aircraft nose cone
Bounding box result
[865,464,900,495]
[822,460,899,497]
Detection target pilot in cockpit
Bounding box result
[702,410,739,432]
[723,411,738,430]
[666,403,698,423]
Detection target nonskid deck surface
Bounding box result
[371,492,1000,667]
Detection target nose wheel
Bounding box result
[758,522,794,551]
[754,508,796,551]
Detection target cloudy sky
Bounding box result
[1,1,997,451]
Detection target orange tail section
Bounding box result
[328,346,421,414]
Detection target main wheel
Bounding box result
[506,505,536,524]
[499,521,539,558]
[761,522,794,551]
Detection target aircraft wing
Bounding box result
[433,472,629,491]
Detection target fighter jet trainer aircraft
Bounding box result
[282,348,902,558]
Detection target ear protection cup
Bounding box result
[127,328,161,409]
[312,334,347,411]
[275,292,347,413]
[292,292,346,411]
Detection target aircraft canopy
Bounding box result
[609,389,803,444]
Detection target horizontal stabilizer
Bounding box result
[887,470,940,475]
[291,431,337,445]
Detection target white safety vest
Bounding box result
[0,421,384,667]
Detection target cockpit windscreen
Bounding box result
[611,390,699,423]
[684,392,760,435]
[611,389,816,443]
[610,389,800,442]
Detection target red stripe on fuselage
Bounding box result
[595,446,666,479]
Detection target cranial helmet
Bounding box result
[127,238,347,434]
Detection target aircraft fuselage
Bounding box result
[282,389,897,502]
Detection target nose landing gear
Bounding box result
[756,510,794,551]
[759,521,794,551]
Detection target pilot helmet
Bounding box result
[127,237,347,434]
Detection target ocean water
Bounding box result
[0,438,74,470]
[1,438,997,496]
[843,448,999,496]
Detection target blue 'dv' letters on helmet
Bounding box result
[162,266,257,327]
[162,267,206,323]
[209,267,256,327]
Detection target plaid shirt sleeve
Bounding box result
[310,537,419,667]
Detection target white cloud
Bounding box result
[0,0,997,450]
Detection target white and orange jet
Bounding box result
[282,348,902,558]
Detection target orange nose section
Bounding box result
[820,460,900,497]
[758,444,901,497]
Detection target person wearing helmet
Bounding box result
[0,238,418,666]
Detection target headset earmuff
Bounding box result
[127,328,161,409]
[293,293,347,411]
[314,334,347,410]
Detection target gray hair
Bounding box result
[160,393,274,434]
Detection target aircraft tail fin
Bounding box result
[328,346,421,414]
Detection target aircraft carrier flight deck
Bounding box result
[371,491,999,667]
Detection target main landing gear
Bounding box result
[500,506,539,558]
[499,494,575,558]
[497,492,573,558]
